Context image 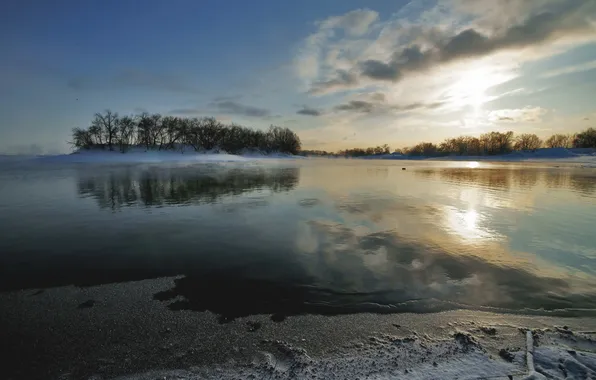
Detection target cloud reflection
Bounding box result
[290,220,596,314]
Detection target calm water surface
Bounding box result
[1,159,596,320]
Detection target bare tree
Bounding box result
[193,117,224,151]
[185,118,202,151]
[465,137,482,155]
[147,114,164,149]
[89,124,103,147]
[136,113,152,150]
[70,127,93,149]
[220,124,247,154]
[161,116,188,150]
[408,142,438,156]
[545,134,572,148]
[514,133,543,151]
[117,116,137,152]
[267,125,301,154]
[479,131,514,155]
[91,110,119,150]
[573,128,596,148]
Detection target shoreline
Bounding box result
[0,147,593,167]
[0,147,594,167]
[2,277,596,379]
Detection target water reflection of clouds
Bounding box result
[291,219,596,314]
[332,193,503,245]
[326,184,596,310]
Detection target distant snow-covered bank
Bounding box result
[359,148,596,165]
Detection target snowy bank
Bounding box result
[24,148,304,164]
[362,148,596,165]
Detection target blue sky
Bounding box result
[1,0,595,154]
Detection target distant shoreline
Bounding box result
[1,147,594,166]
[350,147,596,162]
[298,147,596,166]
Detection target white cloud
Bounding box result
[541,60,596,78]
[294,9,380,87]
[295,54,320,82]
[488,107,548,123]
[295,0,596,95]
[450,0,555,30]
[317,9,379,37]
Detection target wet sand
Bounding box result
[2,276,596,380]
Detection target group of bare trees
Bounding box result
[71,110,302,155]
[337,145,391,157]
[513,133,543,151]
[328,128,596,158]
[405,131,520,156]
[544,134,574,149]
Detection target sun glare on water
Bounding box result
[445,207,495,242]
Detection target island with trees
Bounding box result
[71,110,302,155]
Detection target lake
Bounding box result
[1,158,596,320]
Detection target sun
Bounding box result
[449,67,493,110]
[444,59,518,113]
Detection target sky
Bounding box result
[1,0,596,154]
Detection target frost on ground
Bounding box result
[528,327,596,379]
[109,327,596,380]
[114,338,521,379]
[115,333,524,380]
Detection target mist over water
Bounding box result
[1,159,595,320]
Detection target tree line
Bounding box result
[71,110,302,155]
[306,128,596,157]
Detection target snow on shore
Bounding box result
[40,150,250,164]
[2,147,595,165]
[0,147,303,165]
[114,327,596,380]
[367,148,596,165]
